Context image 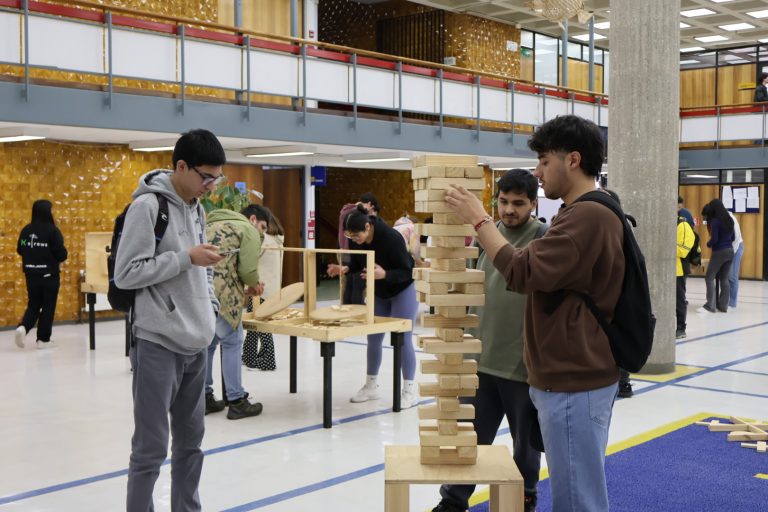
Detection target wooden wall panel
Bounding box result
[222,164,263,203]
[717,63,756,106]
[521,51,534,82]
[680,68,716,108]
[559,58,603,92]
[262,168,304,286]
[680,184,763,280]
[443,13,520,77]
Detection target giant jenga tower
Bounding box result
[412,154,485,465]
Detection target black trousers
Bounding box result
[440,373,541,507]
[676,275,687,331]
[20,273,60,342]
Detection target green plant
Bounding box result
[200,183,250,213]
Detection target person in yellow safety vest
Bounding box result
[676,216,696,339]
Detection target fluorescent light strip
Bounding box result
[719,23,755,31]
[0,135,46,143]
[679,59,700,65]
[681,8,715,17]
[686,174,719,178]
[747,10,768,19]
[593,21,610,30]
[695,35,729,43]
[132,146,175,152]
[573,33,606,41]
[246,151,314,158]
[345,157,410,163]
[681,46,705,52]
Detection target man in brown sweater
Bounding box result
[445,115,624,512]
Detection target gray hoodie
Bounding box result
[114,170,218,355]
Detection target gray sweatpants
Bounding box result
[127,338,207,512]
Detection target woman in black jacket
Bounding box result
[15,199,68,349]
[755,72,768,103]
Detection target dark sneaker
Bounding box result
[227,397,263,420]
[618,381,634,398]
[205,393,225,415]
[675,329,687,339]
[431,500,464,512]
[524,494,537,512]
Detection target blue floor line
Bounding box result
[676,320,768,345]
[720,367,768,377]
[3,325,768,507]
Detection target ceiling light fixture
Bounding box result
[680,22,691,28]
[695,35,729,43]
[243,145,315,158]
[719,23,755,31]
[681,8,716,17]
[680,46,705,52]
[593,21,610,30]
[747,10,768,19]
[129,138,178,152]
[0,127,48,143]
[679,59,701,65]
[573,33,606,41]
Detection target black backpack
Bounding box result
[107,193,169,313]
[678,217,701,267]
[573,191,657,373]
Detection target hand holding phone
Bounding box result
[219,248,240,256]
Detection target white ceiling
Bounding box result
[409,0,768,51]
[0,121,537,170]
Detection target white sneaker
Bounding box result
[401,388,419,409]
[14,326,26,348]
[36,340,55,350]
[350,383,381,403]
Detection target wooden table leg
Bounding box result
[384,483,409,512]
[290,335,297,393]
[390,331,403,412]
[320,342,335,428]
[490,483,522,512]
[86,292,96,350]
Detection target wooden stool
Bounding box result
[384,445,524,512]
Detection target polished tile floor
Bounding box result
[1,278,767,511]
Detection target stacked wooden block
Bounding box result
[412,155,485,465]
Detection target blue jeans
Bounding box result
[729,242,744,307]
[530,382,618,512]
[205,316,246,401]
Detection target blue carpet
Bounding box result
[469,416,768,512]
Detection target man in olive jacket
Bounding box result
[204,207,265,420]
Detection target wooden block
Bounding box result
[433,212,464,224]
[421,337,481,354]
[460,374,480,389]
[438,419,459,435]
[417,291,427,303]
[419,382,477,397]
[415,280,450,295]
[412,154,478,167]
[433,236,469,248]
[414,200,453,213]
[420,428,477,446]
[436,306,468,318]
[420,423,474,434]
[420,447,478,465]
[421,313,479,328]
[439,353,465,365]
[437,397,460,412]
[445,166,479,178]
[419,403,474,420]
[421,246,479,259]
[431,258,467,271]
[423,293,485,307]
[728,431,768,441]
[421,359,478,374]
[421,269,485,283]
[416,223,474,237]
[439,375,461,389]
[453,282,485,294]
[436,328,465,342]
[414,177,485,191]
[420,446,441,458]
[457,445,478,458]
[411,166,446,179]
[415,189,482,202]
[463,166,485,178]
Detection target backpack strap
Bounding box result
[154,193,169,243]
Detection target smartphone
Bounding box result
[219,248,240,256]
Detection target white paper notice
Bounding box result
[733,188,748,199]
[735,198,746,213]
[747,186,759,198]
[747,196,759,209]
[722,186,734,209]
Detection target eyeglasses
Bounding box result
[190,166,226,187]
[344,231,365,241]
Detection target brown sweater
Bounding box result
[492,199,625,392]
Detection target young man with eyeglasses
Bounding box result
[114,129,226,512]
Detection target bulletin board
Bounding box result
[722,185,760,213]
